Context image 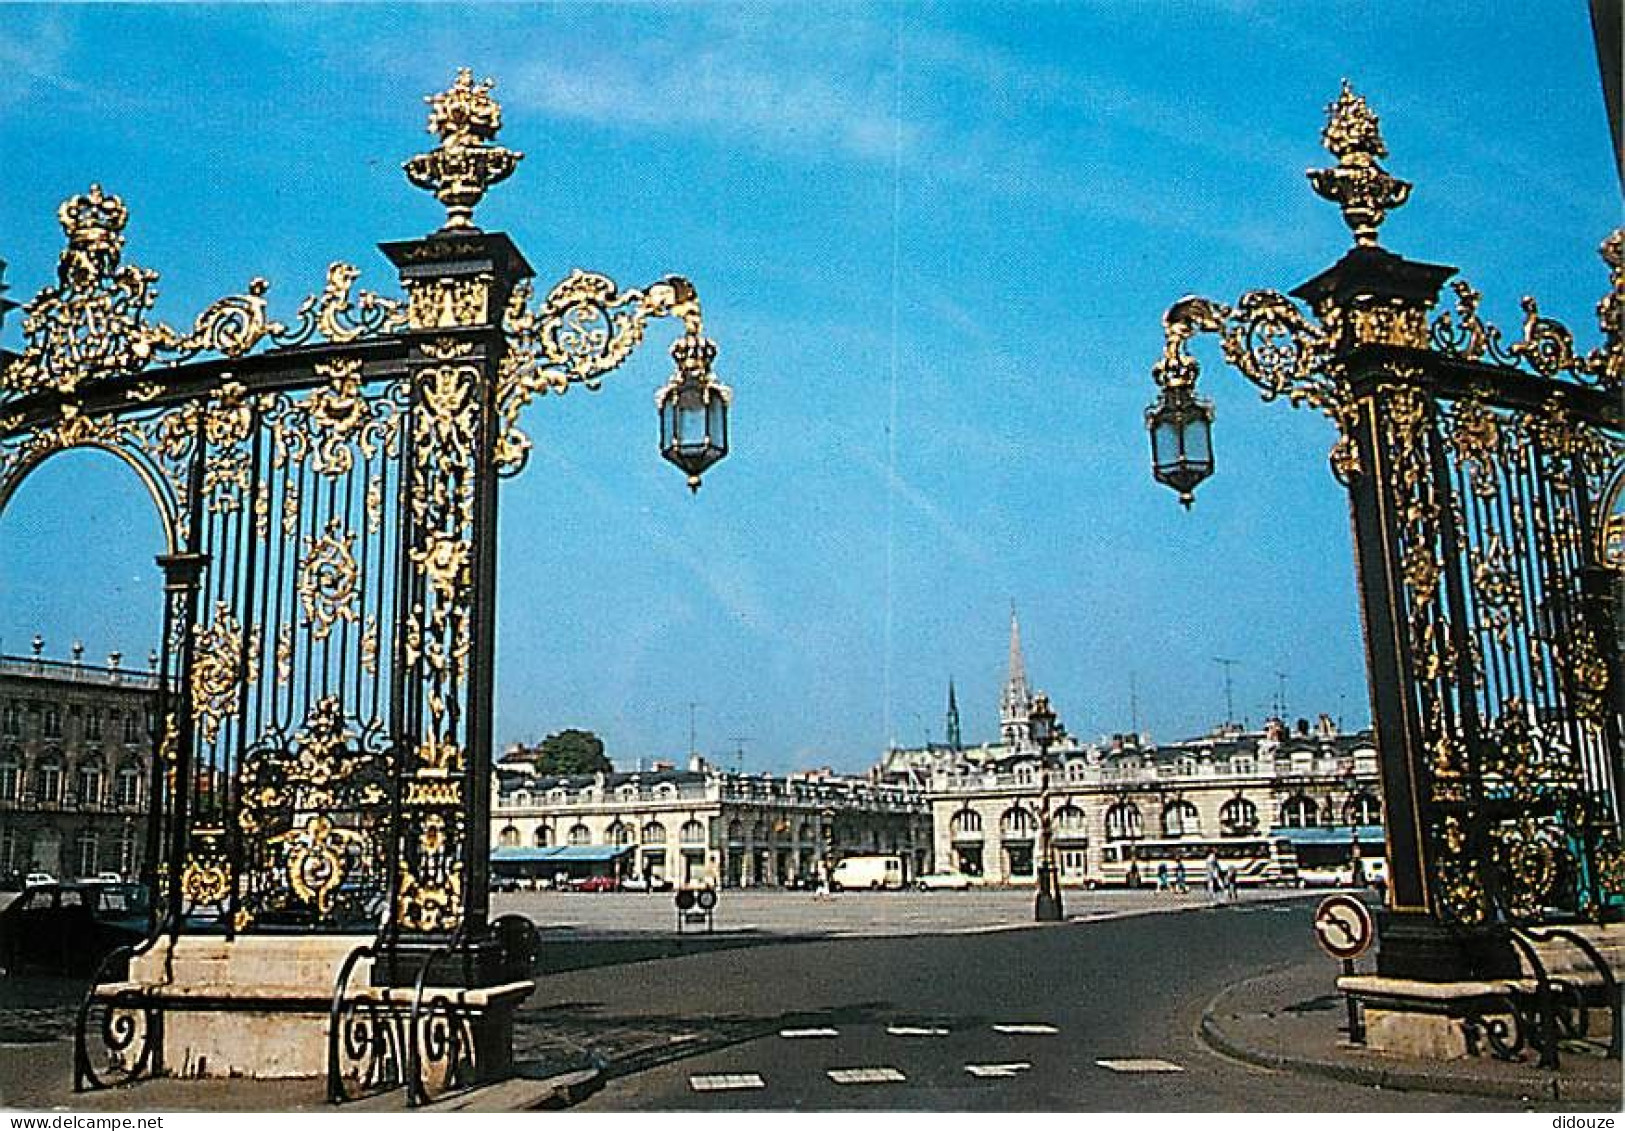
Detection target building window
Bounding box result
[498,826,520,848]
[75,828,99,877]
[0,705,19,737]
[0,754,18,802]
[609,821,635,846]
[679,820,706,845]
[949,809,983,839]
[123,714,141,744]
[1220,797,1259,835]
[1162,799,1200,838]
[43,708,62,739]
[1177,757,1198,777]
[86,710,103,741]
[1060,847,1088,877]
[1014,763,1035,786]
[642,821,668,844]
[726,818,744,843]
[36,759,62,804]
[1344,792,1381,827]
[0,825,17,873]
[999,807,1036,840]
[1230,757,1255,775]
[1281,794,1320,829]
[1055,805,1087,835]
[115,764,141,807]
[533,825,553,848]
[76,763,103,807]
[1065,760,1086,782]
[567,823,591,846]
[1104,802,1143,841]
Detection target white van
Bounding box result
[830,855,905,891]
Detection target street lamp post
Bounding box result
[1029,693,1064,922]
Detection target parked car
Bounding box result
[568,875,620,893]
[491,875,522,893]
[619,875,673,892]
[0,882,151,976]
[915,870,975,891]
[23,872,56,889]
[90,872,124,885]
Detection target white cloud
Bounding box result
[0,16,78,110]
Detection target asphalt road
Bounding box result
[513,897,1514,1112]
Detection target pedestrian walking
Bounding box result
[1156,861,1169,892]
[1224,864,1239,902]
[1173,859,1187,894]
[1204,850,1223,905]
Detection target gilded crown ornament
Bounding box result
[404,68,523,232]
[1307,80,1412,247]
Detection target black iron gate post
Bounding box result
[374,226,534,984]
[1142,81,1623,1008]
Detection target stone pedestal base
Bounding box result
[93,935,533,1084]
[1340,976,1517,1059]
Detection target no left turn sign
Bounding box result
[1313,893,1374,961]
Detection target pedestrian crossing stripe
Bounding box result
[887,1025,949,1036]
[993,1023,1058,1034]
[690,1073,766,1091]
[1096,1058,1184,1073]
[964,1062,1032,1078]
[779,1027,839,1038]
[828,1067,907,1084]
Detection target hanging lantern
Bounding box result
[1145,383,1215,508]
[657,335,731,493]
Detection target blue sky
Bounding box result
[0,4,1617,772]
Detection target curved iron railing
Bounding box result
[326,941,405,1104]
[73,917,173,1092]
[404,941,476,1108]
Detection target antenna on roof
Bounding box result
[1213,657,1240,725]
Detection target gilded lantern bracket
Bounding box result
[494,269,729,475]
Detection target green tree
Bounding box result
[533,728,611,776]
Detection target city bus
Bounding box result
[1095,836,1299,887]
[1275,825,1386,888]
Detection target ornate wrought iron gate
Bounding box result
[0,71,730,969]
[1146,84,1622,973]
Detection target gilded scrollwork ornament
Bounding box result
[300,520,362,641]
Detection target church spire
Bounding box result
[1000,603,1033,749]
[946,678,962,751]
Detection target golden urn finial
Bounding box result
[1307,80,1412,248]
[404,68,523,233]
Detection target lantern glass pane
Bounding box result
[706,395,728,453]
[677,401,706,449]
[1152,419,1180,467]
[1183,416,1211,463]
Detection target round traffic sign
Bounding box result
[675,888,696,911]
[1313,893,1375,961]
[696,887,718,911]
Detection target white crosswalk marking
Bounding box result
[827,1067,907,1084]
[690,1073,766,1091]
[964,1062,1032,1078]
[993,1023,1058,1034]
[887,1025,949,1036]
[1096,1058,1184,1073]
[779,1027,838,1038]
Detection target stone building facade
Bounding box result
[492,759,931,887]
[924,722,1381,886]
[0,648,158,883]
